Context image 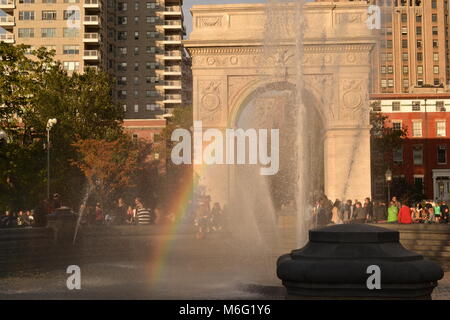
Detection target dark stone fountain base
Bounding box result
[277,224,444,300]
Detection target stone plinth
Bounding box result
[277,224,444,299]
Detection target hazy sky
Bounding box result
[183,0,265,36]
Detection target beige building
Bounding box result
[374,0,450,94]
[0,0,186,127]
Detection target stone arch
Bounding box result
[228,79,328,129]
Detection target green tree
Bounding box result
[370,102,408,200]
[0,43,123,211]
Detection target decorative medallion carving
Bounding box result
[199,80,224,125]
[340,79,367,120]
[198,16,222,28]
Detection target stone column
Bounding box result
[324,124,372,202]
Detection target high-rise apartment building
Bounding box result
[375,0,450,94]
[0,0,186,129]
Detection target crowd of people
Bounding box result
[311,194,450,227]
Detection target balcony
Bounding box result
[163,20,182,29]
[0,33,14,43]
[83,50,100,60]
[165,51,182,60]
[163,80,182,89]
[164,94,182,103]
[83,15,100,25]
[164,66,181,75]
[0,0,14,10]
[84,65,99,72]
[0,15,14,27]
[83,32,99,43]
[162,6,182,15]
[83,0,101,9]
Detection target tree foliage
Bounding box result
[0,43,123,211]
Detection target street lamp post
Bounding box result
[385,168,392,205]
[46,119,57,199]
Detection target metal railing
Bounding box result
[84,15,99,23]
[0,16,14,23]
[84,50,99,57]
[84,32,99,39]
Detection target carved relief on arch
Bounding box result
[198,79,226,126]
[339,79,369,121]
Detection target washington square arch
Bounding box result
[184,1,377,216]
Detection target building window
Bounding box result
[42,11,56,20]
[43,0,56,3]
[134,104,139,112]
[414,175,424,193]
[434,79,440,86]
[387,40,392,48]
[417,52,423,61]
[392,121,402,131]
[118,32,127,40]
[19,11,35,20]
[412,121,422,137]
[416,26,422,35]
[41,28,56,38]
[432,0,437,9]
[416,15,421,23]
[381,79,387,88]
[402,39,408,48]
[417,79,424,86]
[118,16,127,25]
[401,13,407,23]
[403,79,409,88]
[118,62,127,71]
[62,61,80,71]
[387,66,393,74]
[134,76,139,85]
[438,145,447,164]
[63,45,79,54]
[388,79,394,87]
[432,26,438,35]
[432,14,437,23]
[19,0,34,2]
[437,121,446,137]
[412,101,421,111]
[401,27,407,35]
[403,66,408,74]
[392,102,400,111]
[393,147,403,164]
[434,66,439,74]
[402,53,408,61]
[118,76,127,85]
[63,28,79,38]
[436,101,446,112]
[417,66,423,75]
[118,47,127,56]
[434,53,439,61]
[433,40,439,48]
[134,47,139,55]
[118,90,127,99]
[123,104,127,112]
[118,2,127,11]
[413,145,423,165]
[134,31,139,40]
[63,10,80,20]
[18,28,34,38]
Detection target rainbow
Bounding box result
[147,164,202,286]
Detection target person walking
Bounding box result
[331,199,343,224]
[387,201,398,223]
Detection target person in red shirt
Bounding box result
[398,202,413,224]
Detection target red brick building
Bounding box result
[371,93,450,202]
